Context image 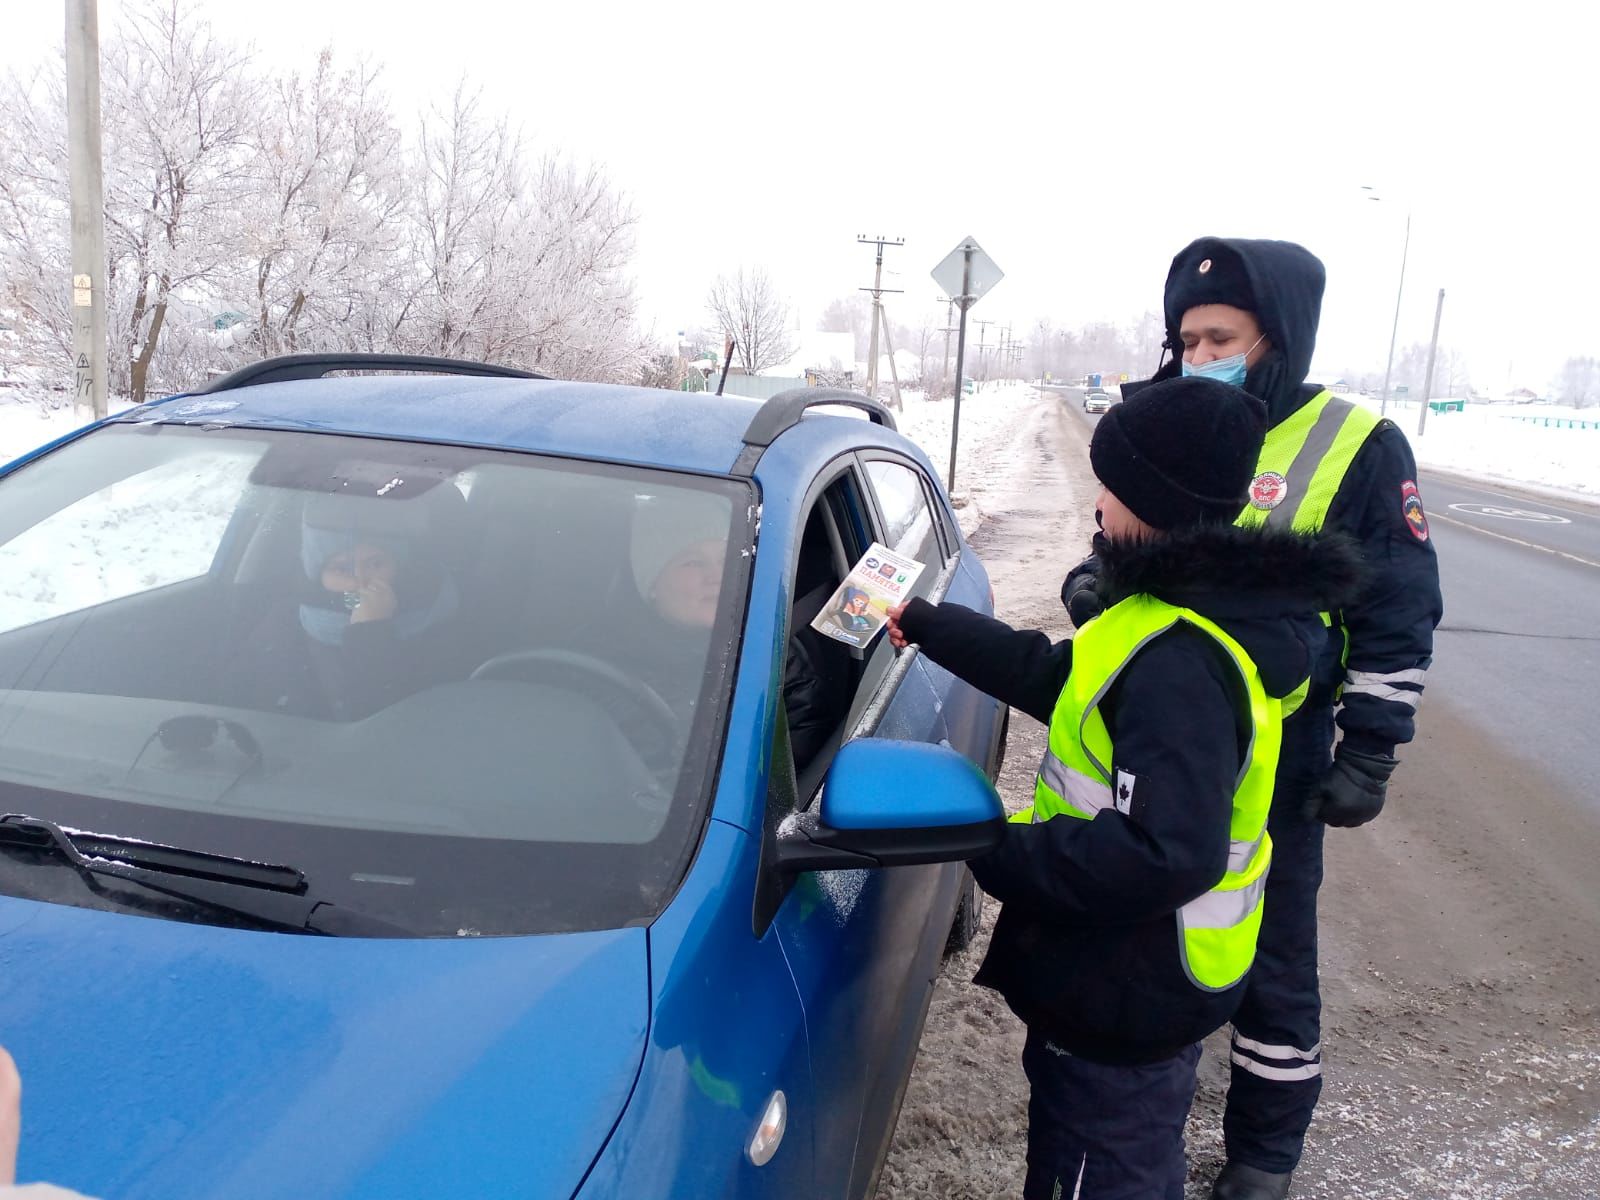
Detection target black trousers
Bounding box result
[1222,715,1333,1174]
[1021,1030,1201,1200]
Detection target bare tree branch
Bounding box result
[706,266,796,374]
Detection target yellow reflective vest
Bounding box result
[1235,388,1383,672]
[1023,595,1281,992]
[1236,390,1382,534]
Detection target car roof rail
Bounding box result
[731,387,897,475]
[194,353,546,394]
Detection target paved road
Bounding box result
[1418,473,1600,806]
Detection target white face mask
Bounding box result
[1181,333,1265,387]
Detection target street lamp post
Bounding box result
[1365,187,1411,418]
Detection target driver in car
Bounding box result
[241,480,469,721]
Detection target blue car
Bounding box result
[0,354,1008,1199]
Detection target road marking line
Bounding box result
[1430,511,1600,569]
[1447,502,1571,524]
[1426,476,1600,521]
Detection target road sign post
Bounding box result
[947,249,972,494]
[931,236,1004,494]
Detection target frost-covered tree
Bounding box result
[101,0,259,402]
[382,85,647,380]
[0,65,72,406]
[0,1,650,401]
[224,50,404,361]
[1556,357,1600,408]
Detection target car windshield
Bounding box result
[0,422,752,936]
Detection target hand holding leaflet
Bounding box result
[810,542,926,650]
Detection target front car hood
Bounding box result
[0,896,648,1199]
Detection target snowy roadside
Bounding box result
[1344,394,1600,499]
[889,384,1046,537]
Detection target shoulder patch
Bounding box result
[1401,479,1428,541]
[1114,769,1137,815]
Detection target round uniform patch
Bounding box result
[1402,479,1429,541]
[1248,471,1289,511]
[1198,258,1213,275]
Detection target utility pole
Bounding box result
[974,320,995,388]
[1416,288,1445,437]
[857,235,905,408]
[66,0,108,419]
[937,295,956,400]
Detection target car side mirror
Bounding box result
[773,739,1005,874]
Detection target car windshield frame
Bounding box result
[0,421,756,937]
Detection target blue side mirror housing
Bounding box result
[775,739,1006,874]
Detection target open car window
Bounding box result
[0,423,753,937]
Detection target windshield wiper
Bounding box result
[0,814,409,938]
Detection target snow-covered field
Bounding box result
[0,400,127,465]
[1343,394,1600,497]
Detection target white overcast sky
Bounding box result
[6,0,1596,387]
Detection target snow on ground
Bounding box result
[890,383,1044,535]
[0,443,259,634]
[1343,394,1600,498]
[0,401,103,465]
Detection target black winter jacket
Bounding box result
[236,605,466,722]
[1112,237,1443,762]
[900,525,1365,1065]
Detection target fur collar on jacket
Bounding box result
[1094,524,1366,619]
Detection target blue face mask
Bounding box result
[1180,334,1265,387]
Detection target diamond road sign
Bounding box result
[931,236,1004,310]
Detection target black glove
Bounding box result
[1060,554,1104,629]
[1302,746,1398,827]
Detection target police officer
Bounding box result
[1065,238,1443,1199]
[890,376,1364,1199]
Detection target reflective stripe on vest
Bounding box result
[1037,743,1265,872]
[1236,391,1381,681]
[1030,595,1280,993]
[1236,391,1382,534]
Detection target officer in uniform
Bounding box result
[890,376,1364,1198]
[1064,239,1444,1199]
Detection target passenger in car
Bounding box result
[629,493,846,773]
[238,480,469,721]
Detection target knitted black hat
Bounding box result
[1090,377,1268,530]
[1164,239,1256,324]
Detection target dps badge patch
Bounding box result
[1402,479,1429,541]
[1248,471,1289,511]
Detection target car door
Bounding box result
[765,453,965,1198]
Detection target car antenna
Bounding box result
[716,337,736,396]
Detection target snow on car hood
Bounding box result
[0,896,648,1200]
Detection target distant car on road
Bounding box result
[1083,389,1112,413]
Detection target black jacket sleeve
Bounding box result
[967,626,1240,923]
[1327,422,1443,756]
[895,597,1070,725]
